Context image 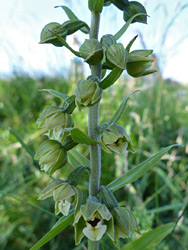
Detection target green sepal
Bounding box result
[127,50,157,77]
[106,43,127,69]
[38,179,64,200]
[55,5,89,34]
[100,186,118,210]
[111,207,138,240]
[81,196,101,221]
[65,128,99,145]
[53,183,76,202]
[40,22,67,47]
[100,67,123,90]
[61,95,76,114]
[89,0,104,13]
[123,1,147,24]
[67,166,89,186]
[101,34,117,50]
[104,0,112,7]
[79,39,104,65]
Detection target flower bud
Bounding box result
[111,207,139,240]
[34,140,67,175]
[36,106,74,130]
[74,76,102,111]
[100,123,135,154]
[36,105,74,141]
[74,197,114,244]
[127,49,157,78]
[123,1,147,24]
[79,39,104,65]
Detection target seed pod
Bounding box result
[100,185,118,210]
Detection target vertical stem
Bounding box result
[88,12,101,250]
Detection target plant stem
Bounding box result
[88,12,101,250]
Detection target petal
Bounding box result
[83,222,107,241]
[58,200,71,216]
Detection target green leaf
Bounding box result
[121,223,175,250]
[114,13,147,40]
[55,5,89,34]
[100,68,123,90]
[108,90,139,124]
[126,35,138,52]
[68,149,90,166]
[10,129,35,159]
[29,211,74,250]
[67,128,98,145]
[107,145,183,192]
[40,89,67,100]
[147,203,185,214]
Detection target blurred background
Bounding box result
[0,0,188,249]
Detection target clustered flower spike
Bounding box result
[100,123,135,154]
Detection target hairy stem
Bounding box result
[88,12,101,250]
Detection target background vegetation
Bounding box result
[0,69,188,249]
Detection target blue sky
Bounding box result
[0,0,188,83]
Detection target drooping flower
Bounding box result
[100,123,135,154]
[38,179,76,216]
[74,197,114,245]
[36,105,74,141]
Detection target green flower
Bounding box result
[34,140,67,175]
[111,207,139,241]
[38,179,76,216]
[100,123,135,154]
[74,197,114,244]
[74,76,102,111]
[36,105,74,140]
[100,185,139,241]
[127,50,157,77]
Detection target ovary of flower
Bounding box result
[83,219,107,241]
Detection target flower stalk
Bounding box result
[88,11,102,250]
